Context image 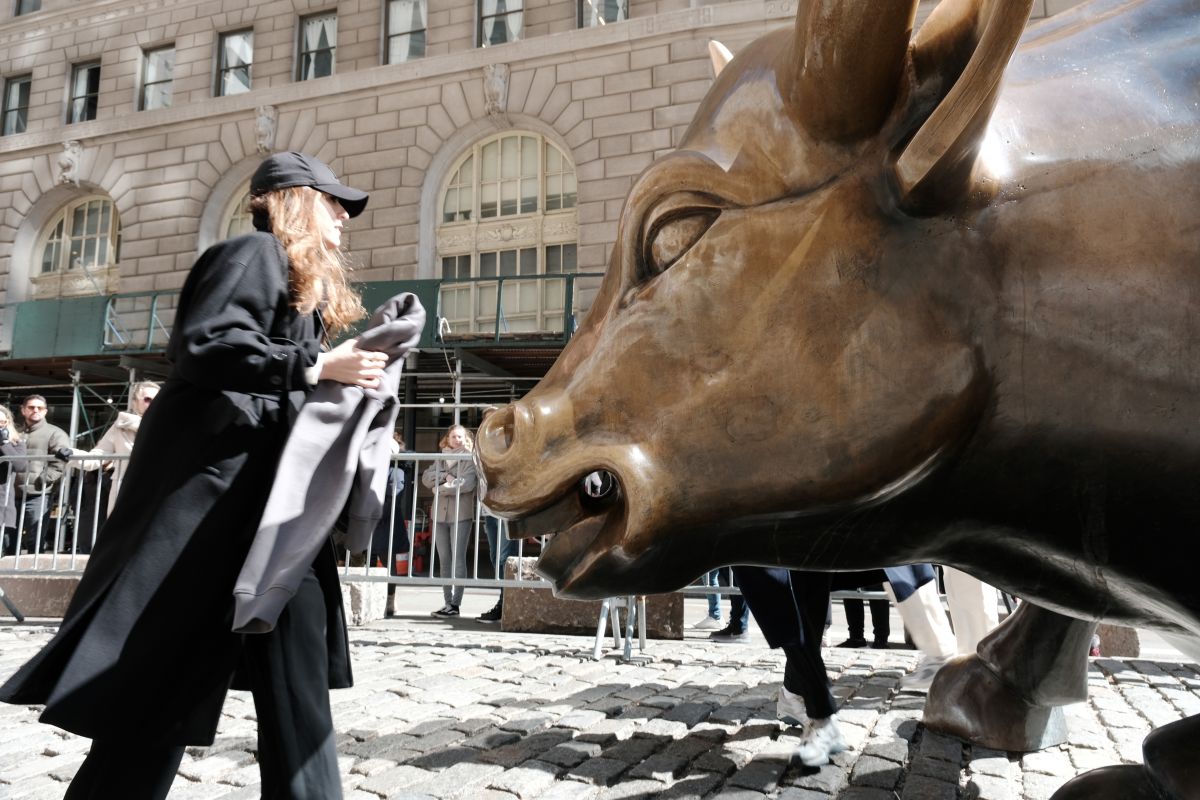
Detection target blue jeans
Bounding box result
[703,569,721,619]
[484,516,519,578]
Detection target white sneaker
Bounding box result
[900,655,949,692]
[692,615,723,630]
[777,686,806,726]
[795,716,847,767]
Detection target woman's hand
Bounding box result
[320,338,388,388]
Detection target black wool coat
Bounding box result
[0,231,354,745]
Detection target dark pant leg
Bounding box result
[242,567,343,800]
[843,598,865,639]
[787,570,837,719]
[868,597,891,642]
[64,738,185,800]
[735,566,837,720]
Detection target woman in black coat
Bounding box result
[0,152,387,800]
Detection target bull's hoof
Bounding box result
[1053,709,1200,799]
[922,654,1068,752]
[1050,765,1161,799]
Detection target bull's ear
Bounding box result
[708,40,733,78]
[893,0,1034,212]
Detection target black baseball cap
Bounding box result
[250,151,369,218]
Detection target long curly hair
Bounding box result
[249,187,365,336]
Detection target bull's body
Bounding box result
[479,1,1200,796]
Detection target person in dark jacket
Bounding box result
[0,151,388,800]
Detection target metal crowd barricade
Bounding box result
[0,452,117,573]
[0,450,896,618]
[340,450,548,592]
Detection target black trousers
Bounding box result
[843,584,890,641]
[733,565,837,720]
[64,567,341,800]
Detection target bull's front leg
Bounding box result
[921,601,1095,751]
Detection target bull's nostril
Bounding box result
[481,404,517,457]
[582,471,615,498]
[579,470,620,514]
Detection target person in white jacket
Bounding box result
[72,381,160,520]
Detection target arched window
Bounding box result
[32,195,121,298]
[221,184,254,239]
[436,132,578,335]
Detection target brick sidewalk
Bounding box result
[1,615,1197,800]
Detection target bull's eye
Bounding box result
[646,212,718,275]
[639,192,722,282]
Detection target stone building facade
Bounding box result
[0,0,1084,357]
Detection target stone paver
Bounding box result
[1,614,1197,799]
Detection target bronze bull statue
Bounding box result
[476,0,1200,797]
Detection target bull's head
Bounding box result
[477,0,1033,598]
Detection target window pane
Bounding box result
[481,142,498,181]
[222,66,251,96]
[499,249,516,276]
[563,173,577,208]
[520,178,537,214]
[480,251,497,277]
[72,206,86,236]
[546,245,560,274]
[501,137,518,179]
[223,31,253,68]
[145,49,174,83]
[387,0,427,63]
[85,201,100,235]
[521,137,538,177]
[500,182,517,216]
[461,186,473,219]
[480,184,497,218]
[443,188,458,222]
[300,15,336,80]
[82,237,97,268]
[41,240,58,273]
[519,248,536,275]
[2,77,31,135]
[69,63,100,125]
[563,243,577,272]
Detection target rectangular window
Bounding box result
[545,244,577,274]
[479,0,523,47]
[386,0,426,64]
[579,0,626,27]
[2,75,31,135]
[15,0,41,14]
[299,13,337,80]
[217,30,253,96]
[441,254,470,280]
[68,62,101,123]
[140,46,175,110]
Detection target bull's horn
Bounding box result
[708,40,734,78]
[894,0,1034,212]
[788,0,919,142]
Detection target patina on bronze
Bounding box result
[477,1,1200,796]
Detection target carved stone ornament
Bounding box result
[58,140,83,187]
[483,64,510,123]
[255,105,278,154]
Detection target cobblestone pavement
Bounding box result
[2,601,1198,800]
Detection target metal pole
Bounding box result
[452,358,462,426]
